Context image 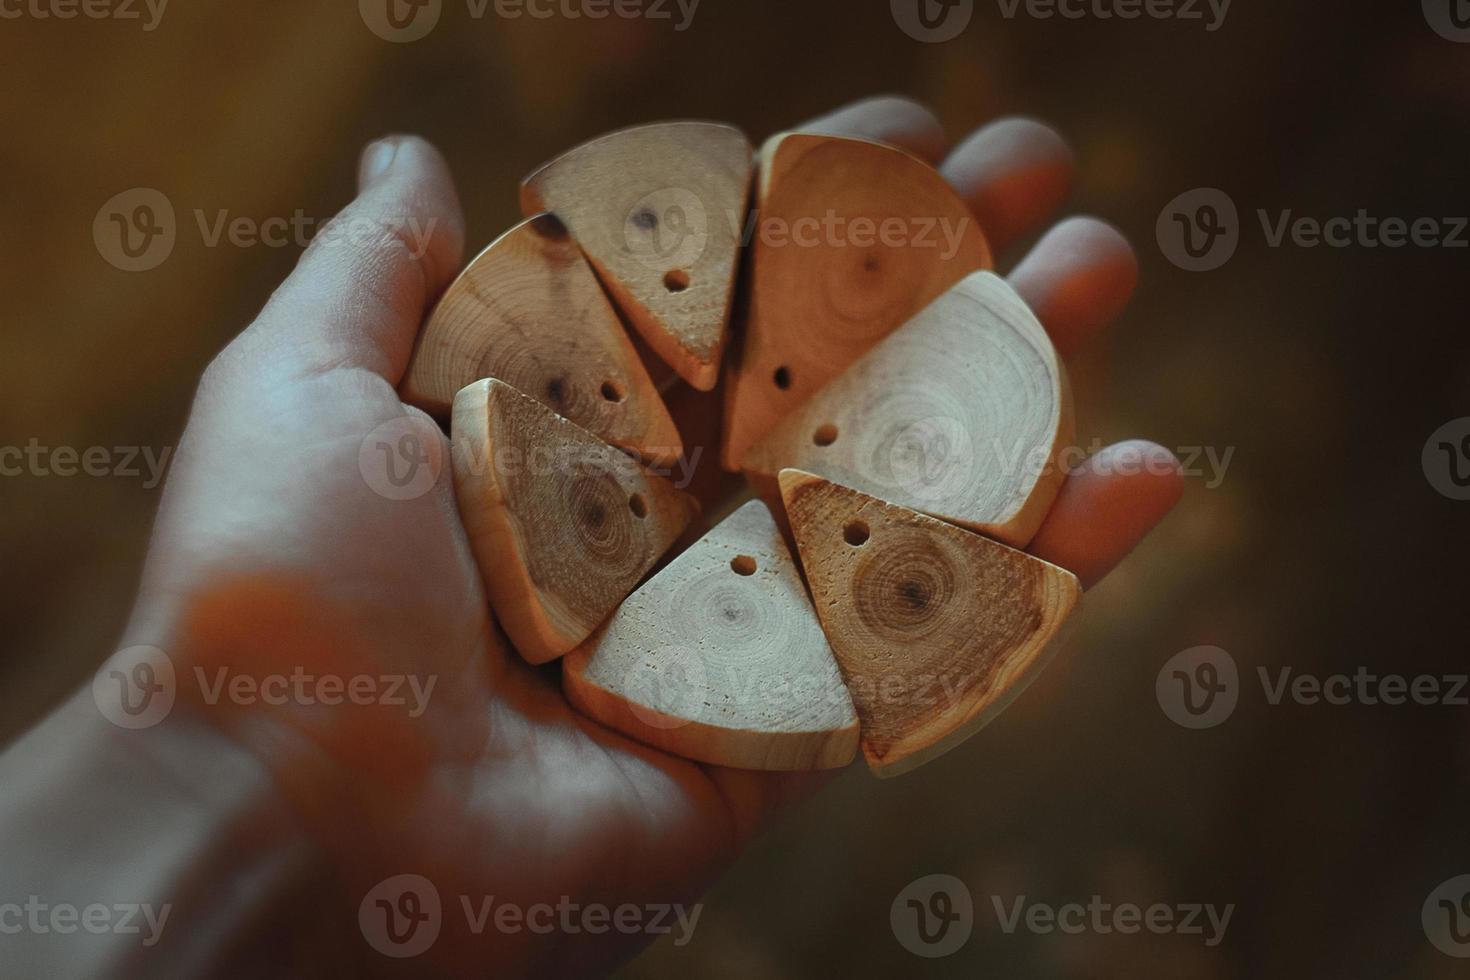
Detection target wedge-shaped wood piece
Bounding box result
[779,470,1079,778]
[563,500,858,770]
[521,121,753,392]
[721,132,993,469]
[745,271,1071,548]
[452,379,698,664]
[401,215,683,468]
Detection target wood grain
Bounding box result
[721,132,993,469]
[452,379,698,664]
[563,500,858,770]
[521,121,754,392]
[400,214,683,468]
[744,271,1072,548]
[778,469,1079,778]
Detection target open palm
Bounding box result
[126,97,1182,976]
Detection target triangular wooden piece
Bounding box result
[452,379,698,664]
[778,470,1079,778]
[745,271,1072,548]
[401,214,683,468]
[563,500,858,770]
[721,132,993,469]
[520,121,754,392]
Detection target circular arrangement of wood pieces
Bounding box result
[564,500,859,771]
[720,132,994,470]
[451,379,698,665]
[411,119,1089,776]
[401,213,682,467]
[778,469,1080,778]
[742,271,1073,549]
[521,121,754,393]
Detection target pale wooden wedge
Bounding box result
[721,132,992,469]
[521,121,753,391]
[779,470,1079,778]
[401,214,683,468]
[564,500,858,770]
[452,379,697,664]
[745,271,1071,548]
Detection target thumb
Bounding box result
[234,135,466,382]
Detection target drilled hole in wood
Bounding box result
[773,366,792,390]
[664,269,690,292]
[600,380,625,403]
[813,424,839,447]
[844,521,869,547]
[730,555,757,576]
[629,494,648,518]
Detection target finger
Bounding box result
[244,135,465,381]
[1007,216,1138,359]
[940,117,1075,253]
[796,94,947,165]
[1029,440,1184,589]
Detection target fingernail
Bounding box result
[359,138,400,187]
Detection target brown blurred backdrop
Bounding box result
[2,1,1468,976]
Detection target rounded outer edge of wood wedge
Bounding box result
[743,270,1073,549]
[720,131,994,471]
[777,469,1080,779]
[451,378,699,665]
[400,214,684,469]
[520,121,755,392]
[563,499,859,771]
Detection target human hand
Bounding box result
[59,95,1183,977]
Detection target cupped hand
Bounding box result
[124,96,1182,976]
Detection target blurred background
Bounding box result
[2,0,1468,976]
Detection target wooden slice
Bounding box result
[778,470,1079,778]
[520,121,754,392]
[401,214,683,468]
[744,271,1072,549]
[721,132,993,470]
[452,379,698,664]
[563,500,858,771]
